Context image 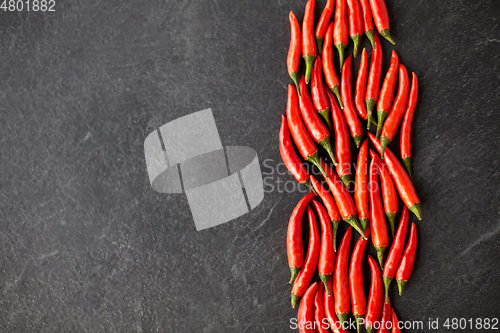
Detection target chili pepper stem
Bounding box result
[319,274,331,296]
[339,174,350,188]
[376,109,389,138]
[383,275,392,303]
[380,28,395,45]
[303,178,319,196]
[306,151,329,179]
[330,85,344,109]
[366,98,376,130]
[386,211,397,238]
[397,279,407,295]
[354,314,364,333]
[319,108,334,136]
[319,136,338,166]
[408,202,422,220]
[334,43,347,71]
[351,33,362,58]
[291,293,300,308]
[402,157,412,180]
[375,245,386,268]
[289,71,301,97]
[344,215,367,239]
[380,136,390,158]
[353,135,363,148]
[332,220,340,251]
[366,326,375,333]
[366,29,375,49]
[316,37,324,56]
[337,312,349,326]
[359,217,369,230]
[289,266,301,284]
[303,55,317,84]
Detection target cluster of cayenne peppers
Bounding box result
[281,0,422,331]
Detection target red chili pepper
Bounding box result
[312,199,335,295]
[291,206,320,308]
[286,84,328,179]
[380,64,410,157]
[333,0,349,70]
[354,139,370,230]
[400,73,419,179]
[313,283,329,333]
[383,207,409,302]
[391,309,401,333]
[288,11,302,95]
[287,192,316,284]
[324,280,350,333]
[311,57,335,139]
[355,48,377,126]
[297,282,318,333]
[368,0,395,44]
[315,0,335,53]
[396,222,417,295]
[326,87,351,187]
[299,76,337,166]
[369,151,389,268]
[365,255,383,333]
[341,55,363,148]
[349,227,371,333]
[368,132,422,220]
[323,23,343,109]
[359,0,375,48]
[375,50,399,138]
[375,154,398,238]
[346,0,363,57]
[366,33,383,129]
[333,225,352,326]
[302,0,317,84]
[376,297,392,333]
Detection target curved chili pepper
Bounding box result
[302,0,317,84]
[323,23,343,109]
[286,84,328,179]
[288,11,302,95]
[369,151,389,268]
[291,206,320,308]
[368,132,422,220]
[383,207,409,302]
[312,199,335,295]
[333,0,349,70]
[297,282,318,333]
[346,0,363,57]
[299,76,337,166]
[380,64,410,157]
[368,0,395,44]
[320,160,367,239]
[333,225,352,325]
[375,50,399,138]
[311,57,335,139]
[349,227,371,333]
[341,55,363,148]
[396,222,417,295]
[355,48,377,126]
[354,139,370,230]
[313,283,329,333]
[391,309,401,333]
[315,0,334,53]
[400,73,419,179]
[287,192,316,283]
[365,255,383,333]
[326,87,351,187]
[377,297,392,333]
[359,0,375,48]
[366,33,383,129]
[325,279,350,333]
[376,156,398,238]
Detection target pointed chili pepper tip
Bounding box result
[376,109,389,138]
[332,220,340,252]
[351,34,362,58]
[402,157,412,180]
[344,215,367,239]
[359,217,369,231]
[337,312,349,326]
[330,85,344,109]
[291,293,300,308]
[353,135,363,148]
[306,151,328,179]
[354,314,364,333]
[289,266,301,284]
[319,274,331,296]
[409,202,422,220]
[375,245,386,268]
[383,275,393,303]
[303,54,317,84]
[334,43,347,71]
[380,28,395,45]
[366,29,376,49]
[339,174,350,188]
[319,135,337,166]
[319,108,334,138]
[386,212,397,238]
[397,279,407,295]
[289,71,301,96]
[316,37,324,56]
[380,136,390,158]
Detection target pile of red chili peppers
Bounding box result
[281,0,421,331]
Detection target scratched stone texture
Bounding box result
[0,0,498,332]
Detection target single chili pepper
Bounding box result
[310,176,341,251]
[333,0,349,70]
[396,222,417,295]
[366,33,383,129]
[297,282,318,333]
[286,84,328,179]
[349,227,371,333]
[380,64,410,157]
[383,207,409,303]
[288,11,302,95]
[341,55,363,148]
[359,0,375,48]
[313,283,329,333]
[346,0,363,57]
[354,139,370,230]
[312,199,335,295]
[368,0,395,44]
[302,0,317,84]
[369,151,389,268]
[368,132,422,220]
[376,297,392,333]
[400,73,419,179]
[299,76,337,166]
[376,156,398,238]
[355,48,377,126]
[323,23,343,109]
[391,309,401,333]
[287,192,316,284]
[315,0,335,54]
[324,279,350,333]
[326,87,351,187]
[291,206,320,308]
[320,160,367,239]
[311,57,334,137]
[365,255,383,333]
[375,50,399,138]
[333,225,352,325]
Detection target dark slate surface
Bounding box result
[0,0,499,332]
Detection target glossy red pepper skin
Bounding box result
[376,50,399,138]
[333,226,352,325]
[313,283,329,333]
[311,57,335,139]
[288,11,302,94]
[396,222,417,295]
[286,84,328,179]
[400,73,419,179]
[376,156,398,238]
[391,309,401,333]
[291,206,320,308]
[376,298,392,333]
[333,0,349,70]
[369,151,389,268]
[341,55,363,148]
[297,282,318,333]
[346,0,363,57]
[366,33,383,128]
[287,192,316,283]
[365,255,383,333]
[368,132,422,220]
[302,0,317,84]
[383,207,409,302]
[312,199,335,294]
[359,0,375,48]
[325,280,350,333]
[315,0,335,53]
[355,48,368,121]
[354,139,370,230]
[323,23,343,109]
[368,0,395,44]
